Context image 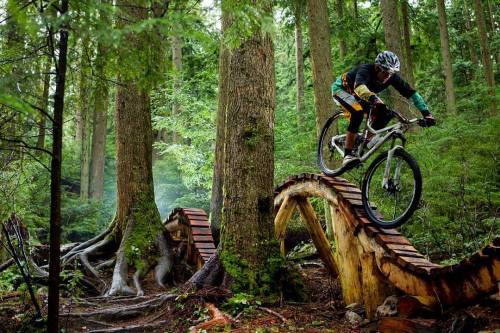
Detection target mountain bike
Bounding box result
[318,107,429,229]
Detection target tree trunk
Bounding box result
[210,9,231,244]
[401,0,414,86]
[436,0,457,114]
[306,0,335,136]
[89,30,109,201]
[353,0,358,19]
[336,0,347,61]
[473,0,496,114]
[47,1,69,331]
[107,0,171,297]
[294,0,305,125]
[380,0,409,115]
[171,33,182,144]
[79,42,91,200]
[37,58,51,150]
[220,0,279,294]
[462,0,479,67]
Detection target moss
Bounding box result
[123,195,164,272]
[221,239,304,300]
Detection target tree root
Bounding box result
[258,306,289,324]
[0,258,14,272]
[188,249,229,288]
[189,303,232,333]
[62,294,177,320]
[87,320,169,333]
[107,219,136,296]
[61,228,112,262]
[153,232,173,289]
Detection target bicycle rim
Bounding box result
[317,111,345,176]
[362,150,421,228]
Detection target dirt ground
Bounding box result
[1,262,499,333]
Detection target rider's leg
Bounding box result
[344,111,363,156]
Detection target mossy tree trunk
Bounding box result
[107,0,172,296]
[219,0,280,295]
[210,8,231,244]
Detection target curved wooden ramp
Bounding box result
[164,208,216,269]
[274,173,500,317]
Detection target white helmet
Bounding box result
[375,51,400,74]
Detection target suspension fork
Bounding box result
[382,135,406,189]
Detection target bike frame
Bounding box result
[330,109,419,188]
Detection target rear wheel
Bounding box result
[317,111,347,176]
[361,149,422,228]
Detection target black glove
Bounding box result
[419,113,435,127]
[369,95,385,109]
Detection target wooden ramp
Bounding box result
[164,207,216,269]
[274,173,500,318]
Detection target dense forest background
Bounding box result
[0,0,498,287]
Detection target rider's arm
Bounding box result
[353,65,377,102]
[390,74,433,118]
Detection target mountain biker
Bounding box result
[331,50,435,168]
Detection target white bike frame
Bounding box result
[330,111,419,188]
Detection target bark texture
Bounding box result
[210,9,231,244]
[436,0,457,114]
[401,0,414,86]
[107,0,172,296]
[294,0,305,125]
[48,1,69,331]
[307,0,335,136]
[220,0,278,294]
[90,1,110,201]
[473,0,496,114]
[380,0,409,115]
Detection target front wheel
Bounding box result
[361,148,422,228]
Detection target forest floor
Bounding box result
[1,261,500,332]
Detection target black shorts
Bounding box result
[332,89,392,133]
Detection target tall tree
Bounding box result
[380,0,409,114]
[89,1,110,201]
[210,9,231,243]
[294,0,305,124]
[473,0,496,113]
[335,0,347,61]
[107,0,171,296]
[436,0,457,114]
[78,42,92,199]
[37,58,51,150]
[306,0,335,239]
[400,0,414,86]
[306,0,335,136]
[171,32,182,143]
[462,0,479,67]
[218,0,279,293]
[47,0,69,331]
